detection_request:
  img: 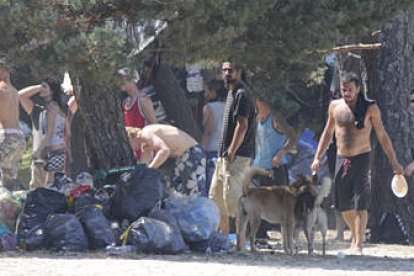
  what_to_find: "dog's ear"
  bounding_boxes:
[291,174,307,189]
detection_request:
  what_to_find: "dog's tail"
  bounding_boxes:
[314,176,332,207]
[241,167,271,195]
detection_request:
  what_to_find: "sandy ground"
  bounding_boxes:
[0,230,413,276]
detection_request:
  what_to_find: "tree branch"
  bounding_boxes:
[286,87,321,108]
[322,43,382,53]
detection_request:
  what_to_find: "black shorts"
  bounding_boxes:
[334,152,371,212]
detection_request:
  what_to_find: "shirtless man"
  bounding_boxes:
[126,124,206,196]
[311,72,404,254]
[0,61,26,187]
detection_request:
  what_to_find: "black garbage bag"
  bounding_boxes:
[164,194,220,242]
[94,188,111,217]
[128,217,183,254]
[148,209,188,253]
[188,231,233,253]
[69,191,110,217]
[77,205,116,249]
[24,224,46,251]
[110,167,166,221]
[68,193,96,214]
[44,213,88,251]
[17,188,67,239]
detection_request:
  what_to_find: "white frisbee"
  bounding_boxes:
[391,174,408,198]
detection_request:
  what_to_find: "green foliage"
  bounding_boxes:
[0,0,413,102]
[1,1,133,85]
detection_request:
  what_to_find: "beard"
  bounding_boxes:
[224,76,236,89]
[343,95,357,105]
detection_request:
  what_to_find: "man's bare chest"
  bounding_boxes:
[334,106,355,127]
[0,91,18,106]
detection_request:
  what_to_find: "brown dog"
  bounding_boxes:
[236,167,311,254]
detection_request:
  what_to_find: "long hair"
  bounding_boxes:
[206,79,227,102]
[43,77,66,112]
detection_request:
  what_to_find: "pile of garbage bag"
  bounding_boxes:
[0,167,230,255]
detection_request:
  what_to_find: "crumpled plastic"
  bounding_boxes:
[164,194,220,242]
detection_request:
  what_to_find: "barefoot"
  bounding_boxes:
[355,244,364,255]
[344,247,363,256]
[349,239,356,250]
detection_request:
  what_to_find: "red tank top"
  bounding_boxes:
[123,96,146,129]
[123,97,146,160]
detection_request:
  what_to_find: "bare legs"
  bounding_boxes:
[45,171,54,186]
[355,210,368,253]
[341,211,356,249]
[335,210,346,241]
[341,210,367,254]
[220,214,230,234]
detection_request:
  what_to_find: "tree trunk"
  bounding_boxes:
[154,64,202,141]
[370,10,414,243]
[76,80,135,172]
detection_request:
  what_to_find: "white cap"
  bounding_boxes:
[118,67,140,83]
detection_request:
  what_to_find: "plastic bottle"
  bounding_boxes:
[228,233,237,245]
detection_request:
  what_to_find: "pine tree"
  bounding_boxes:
[0,0,412,173]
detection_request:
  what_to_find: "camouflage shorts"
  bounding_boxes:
[173,144,206,196]
[0,131,26,185]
